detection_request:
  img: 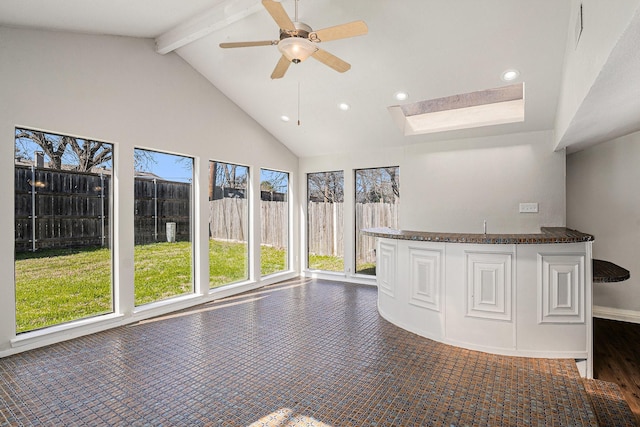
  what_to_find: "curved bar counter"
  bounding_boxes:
[362,227,595,377]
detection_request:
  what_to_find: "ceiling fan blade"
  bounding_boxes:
[271,55,291,79]
[311,20,368,43]
[219,40,277,48]
[262,0,296,32]
[311,49,351,73]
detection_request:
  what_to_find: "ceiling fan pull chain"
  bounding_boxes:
[298,82,301,126]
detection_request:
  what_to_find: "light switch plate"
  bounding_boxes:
[519,202,539,213]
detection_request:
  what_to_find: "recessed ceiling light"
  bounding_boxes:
[501,69,519,81]
[338,103,350,111]
[280,115,290,122]
[395,91,409,101]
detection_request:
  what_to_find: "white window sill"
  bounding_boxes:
[11,312,125,349]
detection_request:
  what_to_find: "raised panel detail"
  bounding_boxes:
[409,247,442,311]
[538,254,584,324]
[466,251,513,321]
[377,241,396,297]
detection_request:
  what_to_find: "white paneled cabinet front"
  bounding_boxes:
[516,244,590,358]
[377,240,397,297]
[408,246,443,312]
[378,240,446,342]
[538,253,585,324]
[466,250,513,321]
[445,244,516,352]
[376,238,592,376]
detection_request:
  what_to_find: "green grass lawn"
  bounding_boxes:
[209,240,249,287]
[15,247,113,333]
[133,242,193,306]
[308,254,344,272]
[355,263,376,275]
[14,241,351,333]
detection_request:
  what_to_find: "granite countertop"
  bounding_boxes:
[361,226,594,245]
[593,259,630,283]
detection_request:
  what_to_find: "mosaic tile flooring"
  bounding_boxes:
[0,278,619,426]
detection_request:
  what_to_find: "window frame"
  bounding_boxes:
[306,170,345,273]
[208,160,251,288]
[132,147,195,307]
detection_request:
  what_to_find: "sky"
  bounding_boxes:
[136,149,192,183]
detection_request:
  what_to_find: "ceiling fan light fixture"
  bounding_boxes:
[278,37,318,63]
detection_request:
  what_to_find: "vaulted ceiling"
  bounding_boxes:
[2,1,635,158]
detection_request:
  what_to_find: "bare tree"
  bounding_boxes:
[355,166,400,203]
[15,129,69,170]
[308,171,344,203]
[64,136,112,171]
[15,129,164,174]
[15,129,114,172]
[215,163,245,189]
[384,167,400,200]
[261,170,288,193]
[210,162,247,200]
[260,180,276,192]
[133,150,156,173]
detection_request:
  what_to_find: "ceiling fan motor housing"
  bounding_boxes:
[280,21,313,39]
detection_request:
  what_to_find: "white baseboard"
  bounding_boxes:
[593,305,640,324]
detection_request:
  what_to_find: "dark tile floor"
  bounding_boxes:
[0,278,606,426]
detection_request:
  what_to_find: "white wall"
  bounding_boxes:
[402,131,565,234]
[0,26,298,354]
[567,131,640,319]
[555,0,640,148]
[299,130,567,281]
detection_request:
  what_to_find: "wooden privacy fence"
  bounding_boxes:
[260,201,287,248]
[207,199,287,249]
[15,166,191,251]
[15,166,398,260]
[356,201,399,263]
[210,200,398,261]
[308,202,344,257]
[15,166,111,252]
[133,178,191,245]
[308,201,398,263]
[208,198,248,242]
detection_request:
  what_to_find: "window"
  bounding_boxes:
[14,128,114,332]
[260,169,289,276]
[354,166,400,275]
[307,171,344,272]
[133,149,193,306]
[209,161,249,287]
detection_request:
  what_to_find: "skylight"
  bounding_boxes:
[388,83,525,136]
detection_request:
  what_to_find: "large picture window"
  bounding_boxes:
[260,169,289,276]
[209,161,249,287]
[355,166,399,276]
[14,128,114,333]
[133,149,193,306]
[307,171,344,272]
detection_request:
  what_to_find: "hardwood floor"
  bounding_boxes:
[594,317,640,424]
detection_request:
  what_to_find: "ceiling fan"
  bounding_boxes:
[219,0,368,79]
